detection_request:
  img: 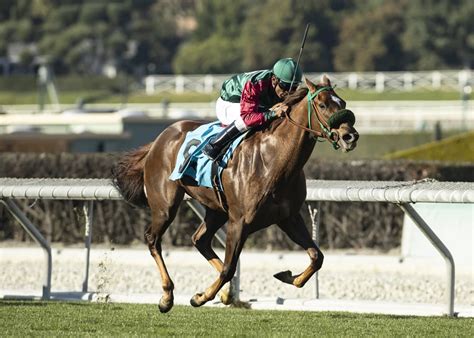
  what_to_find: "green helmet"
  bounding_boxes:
[272,58,303,85]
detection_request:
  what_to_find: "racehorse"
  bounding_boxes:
[113,75,359,313]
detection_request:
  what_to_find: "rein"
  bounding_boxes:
[284,86,355,150]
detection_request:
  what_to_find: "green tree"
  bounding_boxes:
[333,0,407,71]
[1,0,472,76]
[19,49,35,69]
[34,0,182,75]
[240,0,348,72]
[106,2,130,26]
[15,19,34,41]
[172,0,251,74]
[0,1,17,21]
[78,3,107,24]
[42,5,80,34]
[402,0,474,69]
[173,35,242,74]
[0,21,16,45]
[127,3,181,74]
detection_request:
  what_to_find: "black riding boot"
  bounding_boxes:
[202,122,242,160]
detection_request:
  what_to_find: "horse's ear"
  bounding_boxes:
[321,74,331,87]
[304,77,316,92]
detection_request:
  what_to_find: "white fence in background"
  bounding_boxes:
[1,100,472,134]
[144,70,472,94]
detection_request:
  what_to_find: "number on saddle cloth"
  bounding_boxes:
[178,139,201,173]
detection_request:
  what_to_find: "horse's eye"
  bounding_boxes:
[318,103,326,109]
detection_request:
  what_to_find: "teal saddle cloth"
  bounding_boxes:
[169,121,247,190]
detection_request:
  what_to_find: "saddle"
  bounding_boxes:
[169,121,248,192]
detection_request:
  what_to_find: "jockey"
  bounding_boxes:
[202,58,303,160]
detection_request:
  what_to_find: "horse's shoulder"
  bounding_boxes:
[226,120,284,170]
[242,118,286,147]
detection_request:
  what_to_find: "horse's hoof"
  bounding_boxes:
[158,296,173,313]
[219,283,234,305]
[273,270,295,285]
[190,293,205,307]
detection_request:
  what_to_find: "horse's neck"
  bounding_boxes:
[282,122,315,169]
[229,98,316,192]
[268,100,317,179]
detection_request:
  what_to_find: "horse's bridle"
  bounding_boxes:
[284,86,355,150]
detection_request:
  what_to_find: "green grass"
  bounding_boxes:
[384,131,474,162]
[0,301,472,336]
[309,131,463,160]
[0,88,464,105]
[0,91,218,105]
[331,88,462,101]
[103,88,464,103]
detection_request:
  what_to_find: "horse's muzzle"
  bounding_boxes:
[335,126,359,152]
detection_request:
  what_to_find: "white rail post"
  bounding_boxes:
[432,71,442,89]
[0,199,52,300]
[176,75,185,93]
[375,73,385,92]
[348,73,358,89]
[204,75,214,93]
[82,201,94,293]
[398,203,455,317]
[403,72,413,90]
[145,76,156,95]
[308,202,321,299]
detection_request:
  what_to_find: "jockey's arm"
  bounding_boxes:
[240,80,276,127]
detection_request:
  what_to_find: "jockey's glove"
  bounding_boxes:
[264,110,278,121]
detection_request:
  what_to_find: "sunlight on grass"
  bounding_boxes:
[384,132,474,162]
[0,301,471,336]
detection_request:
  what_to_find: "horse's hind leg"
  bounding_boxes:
[190,220,247,307]
[145,183,184,313]
[191,209,228,273]
[274,212,324,288]
[192,209,236,304]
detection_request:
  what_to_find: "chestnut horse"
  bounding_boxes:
[113,76,358,313]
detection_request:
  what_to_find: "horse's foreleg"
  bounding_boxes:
[190,222,246,307]
[274,213,324,288]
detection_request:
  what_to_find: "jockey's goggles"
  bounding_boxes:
[278,80,299,92]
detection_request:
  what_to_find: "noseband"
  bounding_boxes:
[285,86,355,150]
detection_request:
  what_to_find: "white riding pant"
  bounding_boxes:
[215,97,248,132]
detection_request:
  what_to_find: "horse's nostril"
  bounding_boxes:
[342,134,354,143]
[342,133,358,143]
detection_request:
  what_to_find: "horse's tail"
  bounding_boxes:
[112,143,152,208]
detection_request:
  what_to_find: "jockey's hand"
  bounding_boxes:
[272,103,289,117]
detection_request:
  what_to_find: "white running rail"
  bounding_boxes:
[1,178,473,316]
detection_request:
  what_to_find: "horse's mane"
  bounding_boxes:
[268,88,309,131]
[283,87,309,107]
